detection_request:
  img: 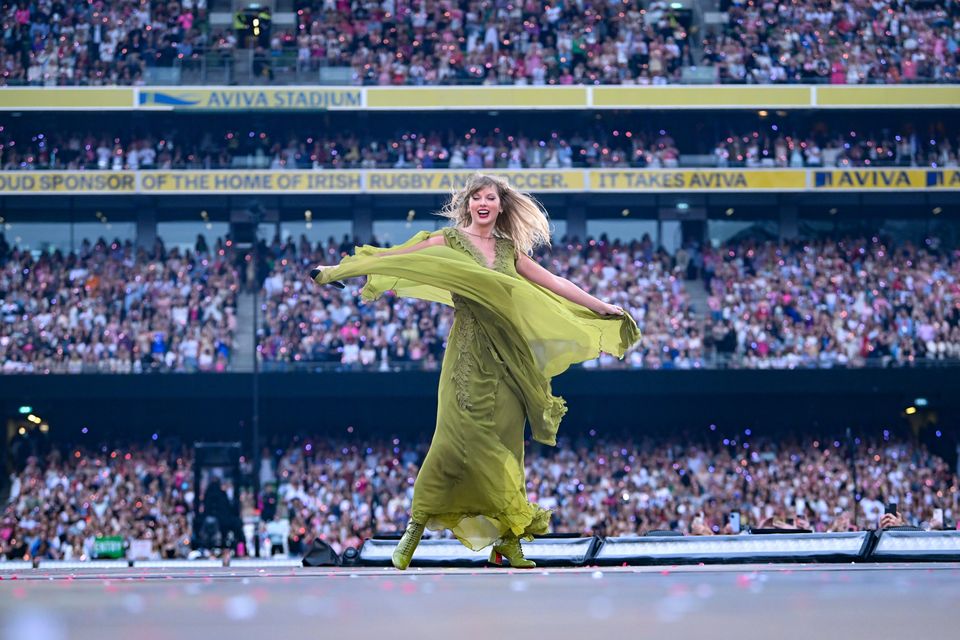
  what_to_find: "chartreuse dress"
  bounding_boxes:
[315,227,640,551]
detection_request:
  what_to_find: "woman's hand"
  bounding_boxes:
[594,301,624,316]
[309,265,345,289]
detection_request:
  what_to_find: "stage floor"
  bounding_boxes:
[2,563,959,639]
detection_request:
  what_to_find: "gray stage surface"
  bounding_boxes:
[2,563,959,639]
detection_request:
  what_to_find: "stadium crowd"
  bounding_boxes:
[292,0,692,85]
[0,234,238,373]
[3,230,959,373]
[3,122,958,170]
[707,0,960,84]
[4,0,958,87]
[3,432,956,561]
[258,231,960,371]
[702,236,960,368]
[0,0,212,86]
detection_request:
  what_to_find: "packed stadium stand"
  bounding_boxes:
[2,114,959,169]
[4,431,957,560]
[3,0,958,86]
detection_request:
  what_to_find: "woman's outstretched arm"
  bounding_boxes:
[312,233,446,284]
[516,253,623,316]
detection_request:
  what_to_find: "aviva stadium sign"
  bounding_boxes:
[138,88,363,109]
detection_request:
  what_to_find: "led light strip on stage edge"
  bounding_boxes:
[132,559,223,569]
[37,559,132,570]
[595,532,871,565]
[230,558,304,569]
[872,530,960,561]
[359,537,599,567]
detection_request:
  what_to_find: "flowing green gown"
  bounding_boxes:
[316,227,640,550]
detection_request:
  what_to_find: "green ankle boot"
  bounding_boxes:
[391,520,425,570]
[489,534,536,569]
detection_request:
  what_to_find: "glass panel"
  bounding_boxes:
[157,222,231,253]
[586,220,658,243]
[0,222,135,253]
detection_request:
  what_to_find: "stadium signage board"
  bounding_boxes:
[137,171,364,193]
[813,169,929,189]
[364,170,584,191]
[2,86,959,111]
[590,170,806,191]
[1,170,958,195]
[0,173,136,192]
[138,88,363,110]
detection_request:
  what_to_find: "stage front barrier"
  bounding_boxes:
[7,531,960,571]
[592,532,874,565]
[132,559,223,569]
[358,536,600,567]
[872,530,960,562]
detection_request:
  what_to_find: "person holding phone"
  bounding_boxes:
[311,174,640,569]
[880,501,905,528]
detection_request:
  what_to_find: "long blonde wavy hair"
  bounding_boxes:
[436,174,552,255]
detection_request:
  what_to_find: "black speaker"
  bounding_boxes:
[340,546,360,567]
[302,538,341,567]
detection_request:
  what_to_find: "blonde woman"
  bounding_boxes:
[311,174,639,569]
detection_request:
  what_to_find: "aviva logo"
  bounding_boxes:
[927,170,960,188]
[814,169,922,189]
[139,91,202,107]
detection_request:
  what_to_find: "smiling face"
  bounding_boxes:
[466,185,502,234]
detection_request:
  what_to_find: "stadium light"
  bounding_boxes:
[27,414,42,424]
[914,398,928,407]
[905,406,917,415]
[595,532,871,565]
[18,405,32,414]
[872,530,960,561]
[358,537,598,567]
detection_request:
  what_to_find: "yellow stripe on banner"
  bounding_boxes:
[817,86,960,108]
[593,87,811,108]
[0,88,134,109]
[366,87,587,109]
[590,170,807,191]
